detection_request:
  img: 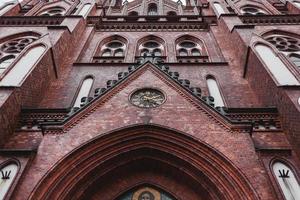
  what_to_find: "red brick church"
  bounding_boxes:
[0,0,300,199]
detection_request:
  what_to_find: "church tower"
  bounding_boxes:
[0,0,300,199]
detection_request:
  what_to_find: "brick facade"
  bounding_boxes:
[0,0,300,199]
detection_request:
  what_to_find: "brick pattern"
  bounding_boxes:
[0,0,299,199]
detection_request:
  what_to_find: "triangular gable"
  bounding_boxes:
[42,58,251,133]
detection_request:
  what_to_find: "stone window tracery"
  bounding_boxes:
[176,41,202,57]
[265,34,300,69]
[0,36,38,76]
[101,41,125,57]
[148,3,158,15]
[139,41,164,57]
[38,6,66,16]
[240,6,267,15]
[272,161,300,200]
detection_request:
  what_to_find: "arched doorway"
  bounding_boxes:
[29,124,259,200]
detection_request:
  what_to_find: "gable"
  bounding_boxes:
[41,60,249,136]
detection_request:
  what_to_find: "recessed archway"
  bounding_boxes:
[29,124,259,200]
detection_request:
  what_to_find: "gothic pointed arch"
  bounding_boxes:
[0,32,42,81]
[29,124,259,200]
[94,35,128,62]
[262,30,300,69]
[175,35,208,62]
[270,158,300,200]
[31,0,72,16]
[136,35,165,58]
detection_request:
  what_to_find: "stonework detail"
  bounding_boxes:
[0,0,300,200]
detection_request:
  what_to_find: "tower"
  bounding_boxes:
[0,0,300,199]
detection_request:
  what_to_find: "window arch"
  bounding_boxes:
[213,2,225,16]
[137,36,165,57]
[0,1,15,16]
[175,35,208,62]
[0,45,47,86]
[148,3,158,15]
[240,6,268,15]
[38,6,66,16]
[99,39,126,57]
[73,76,94,108]
[0,33,41,83]
[272,161,300,200]
[206,76,225,107]
[254,44,299,85]
[78,3,92,18]
[0,162,19,200]
[293,1,300,8]
[264,34,300,69]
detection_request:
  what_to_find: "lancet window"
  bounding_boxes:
[73,76,94,108]
[206,76,225,107]
[0,35,38,76]
[272,161,300,200]
[254,44,299,85]
[0,162,19,200]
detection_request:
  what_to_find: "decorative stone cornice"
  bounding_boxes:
[0,16,64,26]
[240,14,300,25]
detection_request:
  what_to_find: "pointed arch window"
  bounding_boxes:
[293,1,300,8]
[101,41,125,57]
[148,3,158,15]
[272,161,300,200]
[139,41,164,56]
[0,45,46,86]
[0,35,40,84]
[0,1,15,16]
[255,44,299,85]
[265,34,300,69]
[73,77,94,108]
[206,77,225,107]
[213,2,225,16]
[0,162,19,200]
[176,41,202,57]
[78,3,92,18]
